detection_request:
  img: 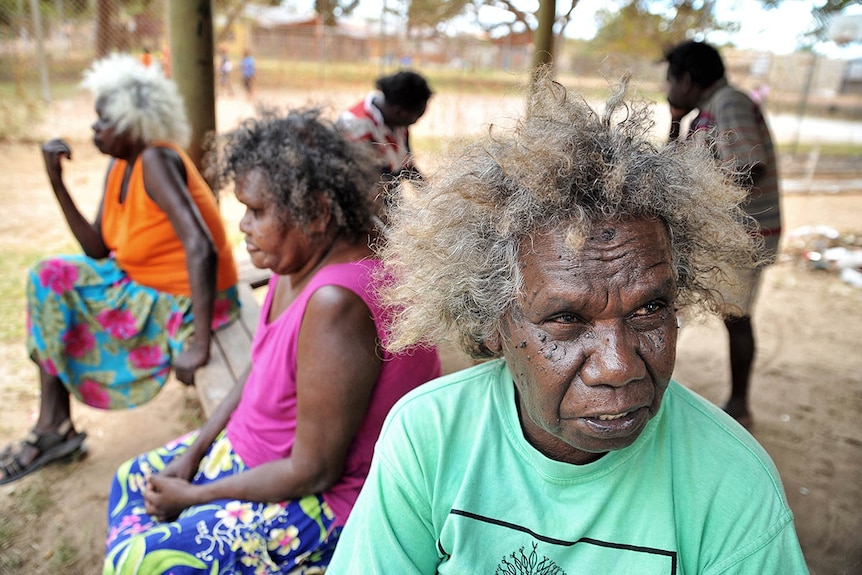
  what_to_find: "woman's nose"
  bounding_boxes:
[579,323,645,388]
[238,210,252,234]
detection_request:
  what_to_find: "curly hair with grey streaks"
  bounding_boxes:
[80,53,190,147]
[379,70,761,359]
[213,108,379,240]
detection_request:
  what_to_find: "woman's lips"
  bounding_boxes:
[581,406,648,437]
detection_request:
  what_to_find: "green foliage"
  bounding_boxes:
[592,0,740,58]
[407,0,472,32]
[315,0,361,26]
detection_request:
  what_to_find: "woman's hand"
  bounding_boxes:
[159,449,201,483]
[41,139,72,183]
[144,474,199,522]
[173,337,210,385]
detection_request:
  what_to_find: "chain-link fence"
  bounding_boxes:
[1,0,168,139]
[1,0,166,95]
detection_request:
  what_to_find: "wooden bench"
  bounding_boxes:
[194,250,268,417]
[194,282,260,416]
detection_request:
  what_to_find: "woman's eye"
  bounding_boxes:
[632,300,667,318]
[549,312,581,324]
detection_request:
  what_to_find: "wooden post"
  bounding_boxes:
[168,0,216,172]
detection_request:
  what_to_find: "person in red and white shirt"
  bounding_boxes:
[338,70,432,186]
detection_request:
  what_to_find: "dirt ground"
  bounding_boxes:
[1,91,861,574]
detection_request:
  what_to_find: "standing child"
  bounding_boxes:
[240,49,255,99]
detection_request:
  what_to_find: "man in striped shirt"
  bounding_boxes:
[664,40,782,429]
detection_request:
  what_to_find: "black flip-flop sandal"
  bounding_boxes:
[0,420,88,486]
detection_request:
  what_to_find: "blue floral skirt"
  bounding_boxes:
[104,431,339,574]
[26,254,240,409]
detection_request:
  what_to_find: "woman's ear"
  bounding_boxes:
[309,194,332,235]
[484,331,503,353]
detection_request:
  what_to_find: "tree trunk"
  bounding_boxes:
[533,0,556,72]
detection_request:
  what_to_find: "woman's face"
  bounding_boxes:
[91,97,135,159]
[498,218,678,465]
[235,168,314,275]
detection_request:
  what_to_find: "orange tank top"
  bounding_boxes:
[100,143,238,296]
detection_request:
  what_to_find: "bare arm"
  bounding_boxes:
[668,105,692,142]
[158,366,250,482]
[145,284,382,518]
[141,146,217,385]
[41,139,110,258]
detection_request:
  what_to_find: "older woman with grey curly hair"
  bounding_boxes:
[328,74,807,573]
[103,108,440,574]
[0,54,240,485]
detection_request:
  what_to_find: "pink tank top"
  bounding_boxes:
[225,259,440,525]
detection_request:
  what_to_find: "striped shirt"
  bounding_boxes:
[689,78,782,257]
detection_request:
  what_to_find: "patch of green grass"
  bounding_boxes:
[0,96,44,143]
[0,479,55,572]
[0,477,85,574]
[254,58,534,97]
[47,536,83,572]
[0,251,43,344]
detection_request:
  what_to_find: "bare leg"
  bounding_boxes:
[35,365,73,433]
[723,315,755,428]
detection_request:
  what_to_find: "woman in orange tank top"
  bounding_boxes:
[0,54,240,485]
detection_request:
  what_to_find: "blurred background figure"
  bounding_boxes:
[664,40,782,429]
[218,46,233,96]
[337,70,432,217]
[240,49,255,99]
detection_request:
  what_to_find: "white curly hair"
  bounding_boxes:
[80,53,191,147]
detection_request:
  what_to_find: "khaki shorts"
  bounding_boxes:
[721,266,764,318]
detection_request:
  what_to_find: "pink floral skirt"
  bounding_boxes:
[26,254,240,410]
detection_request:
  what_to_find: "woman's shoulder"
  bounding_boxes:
[662,382,786,488]
[310,258,379,290]
[384,360,504,431]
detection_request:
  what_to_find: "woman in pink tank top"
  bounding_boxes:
[105,108,441,574]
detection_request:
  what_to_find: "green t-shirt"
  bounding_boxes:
[329,360,808,574]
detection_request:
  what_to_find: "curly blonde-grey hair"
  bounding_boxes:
[80,53,190,147]
[379,72,760,359]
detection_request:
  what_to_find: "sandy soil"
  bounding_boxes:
[0,92,861,574]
